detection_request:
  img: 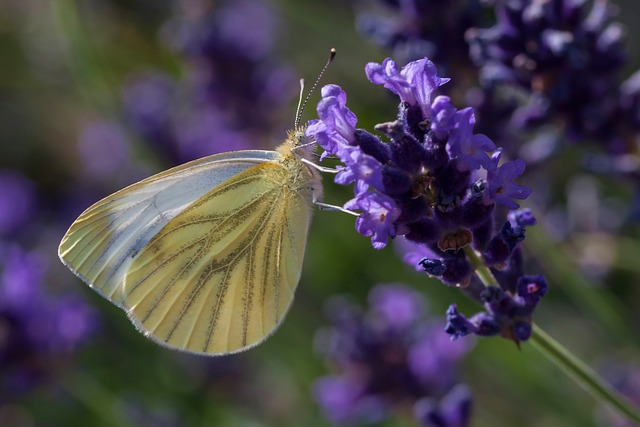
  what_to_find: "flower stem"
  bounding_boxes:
[464,246,500,287]
[530,324,640,424]
[465,246,640,423]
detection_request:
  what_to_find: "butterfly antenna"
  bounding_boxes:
[294,48,337,130]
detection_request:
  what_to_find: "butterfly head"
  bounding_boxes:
[291,126,308,147]
[279,125,314,159]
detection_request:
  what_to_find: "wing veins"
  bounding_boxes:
[67,164,267,285]
[241,244,254,347]
[201,189,285,352]
[69,199,163,282]
[164,257,217,343]
[134,185,285,353]
[202,261,234,352]
[125,189,273,297]
[140,235,211,323]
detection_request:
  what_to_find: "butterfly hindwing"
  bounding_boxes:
[122,160,315,355]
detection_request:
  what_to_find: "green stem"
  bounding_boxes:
[464,246,499,287]
[530,324,640,423]
[466,246,640,423]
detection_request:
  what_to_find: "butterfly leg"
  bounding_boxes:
[314,201,359,216]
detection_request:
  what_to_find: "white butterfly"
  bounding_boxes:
[59,130,322,355]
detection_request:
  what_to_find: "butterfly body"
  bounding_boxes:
[59,130,321,355]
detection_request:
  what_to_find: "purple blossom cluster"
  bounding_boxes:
[466,0,639,152]
[307,57,546,342]
[356,0,489,68]
[314,284,472,427]
[122,0,296,164]
[0,171,98,401]
[355,0,640,179]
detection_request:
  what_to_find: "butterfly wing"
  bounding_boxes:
[58,150,281,306]
[122,160,315,355]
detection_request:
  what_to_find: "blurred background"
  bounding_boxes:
[2,0,640,426]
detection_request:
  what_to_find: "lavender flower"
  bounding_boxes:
[313,284,471,426]
[466,0,628,147]
[0,171,36,237]
[415,384,473,427]
[356,0,490,68]
[344,192,403,250]
[307,57,545,342]
[0,169,100,401]
[0,243,99,399]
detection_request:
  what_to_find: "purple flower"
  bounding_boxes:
[445,107,496,172]
[395,237,439,272]
[307,84,357,160]
[313,376,387,425]
[308,55,545,343]
[508,208,537,227]
[52,296,100,352]
[334,146,384,195]
[445,274,547,342]
[467,0,629,149]
[309,56,532,255]
[415,384,473,427]
[408,323,472,391]
[355,0,489,67]
[516,275,548,307]
[482,221,526,266]
[345,192,402,250]
[0,171,36,236]
[368,284,425,330]
[366,57,449,118]
[0,244,99,397]
[444,305,478,340]
[0,245,47,308]
[314,284,472,426]
[485,151,532,209]
[430,96,458,140]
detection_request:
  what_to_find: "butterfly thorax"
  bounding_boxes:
[275,128,323,204]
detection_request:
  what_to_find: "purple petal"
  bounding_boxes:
[366,57,449,118]
[345,192,402,249]
[486,158,532,209]
[368,284,425,330]
[394,237,439,272]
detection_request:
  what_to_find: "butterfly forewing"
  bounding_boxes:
[58,150,282,306]
[123,160,316,354]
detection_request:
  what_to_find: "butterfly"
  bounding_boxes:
[58,128,322,355]
[58,50,336,356]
